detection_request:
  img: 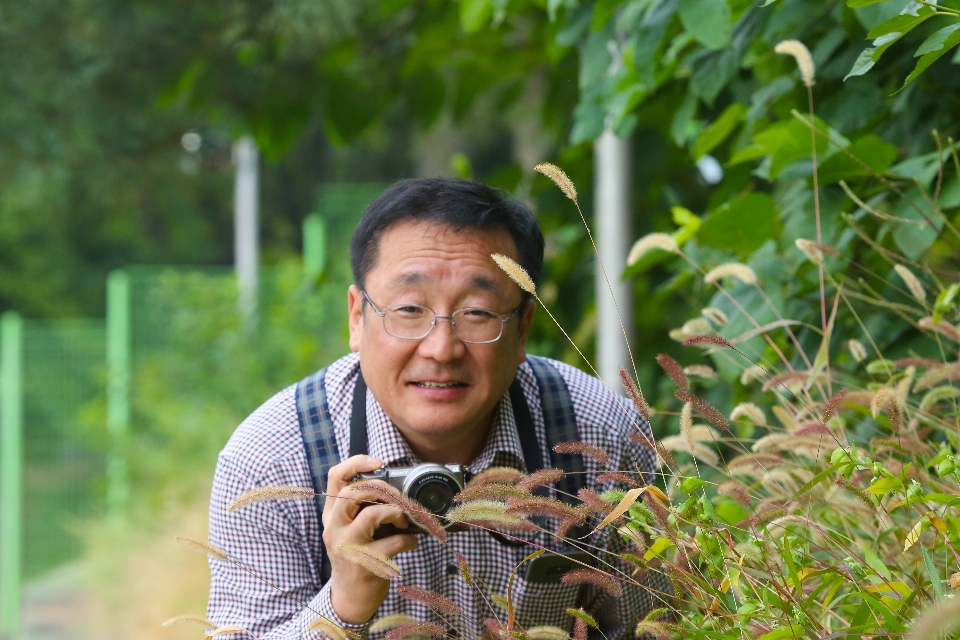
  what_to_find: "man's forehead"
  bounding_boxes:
[385,271,500,293]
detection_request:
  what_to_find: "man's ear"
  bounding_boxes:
[516,299,535,364]
[347,285,364,353]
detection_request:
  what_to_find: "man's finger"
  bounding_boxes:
[322,455,383,524]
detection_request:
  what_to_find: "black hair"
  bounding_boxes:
[349,178,544,302]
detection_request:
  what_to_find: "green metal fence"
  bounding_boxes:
[0,182,383,635]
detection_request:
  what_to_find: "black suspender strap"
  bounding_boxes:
[349,371,368,457]
[509,378,548,476]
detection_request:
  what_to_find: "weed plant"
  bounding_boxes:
[168,41,960,640]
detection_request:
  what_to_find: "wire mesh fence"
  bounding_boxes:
[0,182,385,634]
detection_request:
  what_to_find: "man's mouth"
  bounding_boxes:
[414,381,468,388]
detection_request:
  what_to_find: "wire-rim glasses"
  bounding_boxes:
[362,291,520,344]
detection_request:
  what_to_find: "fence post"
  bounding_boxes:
[303,213,327,286]
[0,312,23,636]
[234,136,260,321]
[106,270,131,521]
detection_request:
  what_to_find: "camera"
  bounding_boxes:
[353,463,466,538]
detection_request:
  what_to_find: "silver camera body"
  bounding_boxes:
[355,463,466,536]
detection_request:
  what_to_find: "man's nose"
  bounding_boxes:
[416,315,465,361]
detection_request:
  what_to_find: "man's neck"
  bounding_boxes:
[396,413,495,466]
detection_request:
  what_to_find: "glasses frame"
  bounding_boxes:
[361,291,521,344]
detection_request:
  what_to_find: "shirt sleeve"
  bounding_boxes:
[206,455,371,639]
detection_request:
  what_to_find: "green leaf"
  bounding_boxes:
[693,103,746,160]
[460,0,493,34]
[592,0,623,31]
[680,477,707,493]
[698,193,781,254]
[644,536,674,561]
[896,25,960,93]
[916,23,960,57]
[866,476,903,495]
[817,134,898,184]
[752,118,830,178]
[758,625,807,640]
[845,47,877,80]
[920,545,944,600]
[678,0,731,50]
[867,11,934,40]
[847,0,886,6]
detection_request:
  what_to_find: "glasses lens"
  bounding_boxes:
[383,305,434,339]
[452,309,502,343]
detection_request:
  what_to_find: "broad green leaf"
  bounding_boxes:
[758,625,807,640]
[817,134,897,183]
[678,0,731,50]
[847,0,886,6]
[644,536,674,561]
[896,26,960,92]
[866,476,903,495]
[698,193,780,255]
[680,476,707,493]
[867,10,934,40]
[916,23,960,56]
[690,49,738,104]
[460,0,493,34]
[693,103,746,160]
[752,118,830,178]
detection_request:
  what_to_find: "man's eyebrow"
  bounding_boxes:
[469,275,500,293]
[386,272,426,289]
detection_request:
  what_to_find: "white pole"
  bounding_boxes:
[594,129,633,386]
[234,136,259,319]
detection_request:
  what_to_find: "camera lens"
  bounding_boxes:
[411,479,456,515]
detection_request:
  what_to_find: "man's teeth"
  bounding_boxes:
[417,382,463,388]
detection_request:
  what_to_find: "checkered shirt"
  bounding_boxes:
[207,353,666,639]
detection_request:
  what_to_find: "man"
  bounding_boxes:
[207,178,665,638]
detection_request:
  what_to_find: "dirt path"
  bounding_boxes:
[20,564,99,640]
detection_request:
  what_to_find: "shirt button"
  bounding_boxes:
[446,564,458,576]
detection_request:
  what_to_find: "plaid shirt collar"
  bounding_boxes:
[362,377,526,476]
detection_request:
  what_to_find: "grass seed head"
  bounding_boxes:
[397,584,461,616]
[517,468,564,491]
[627,233,679,265]
[468,466,524,487]
[774,39,815,86]
[226,485,315,512]
[308,617,349,640]
[894,264,926,302]
[553,441,612,466]
[368,615,417,634]
[384,622,447,640]
[491,253,536,295]
[336,543,401,579]
[704,263,757,285]
[161,615,217,629]
[534,162,578,203]
[174,536,228,561]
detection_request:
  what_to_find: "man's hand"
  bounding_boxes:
[322,455,418,624]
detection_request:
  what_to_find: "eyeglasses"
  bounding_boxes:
[362,291,520,344]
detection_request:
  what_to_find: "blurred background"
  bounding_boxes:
[0,0,957,638]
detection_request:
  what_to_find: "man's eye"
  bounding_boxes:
[393,306,427,317]
[461,309,498,320]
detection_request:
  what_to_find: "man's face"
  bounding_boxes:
[347,220,533,452]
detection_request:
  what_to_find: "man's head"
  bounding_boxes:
[347,179,544,462]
